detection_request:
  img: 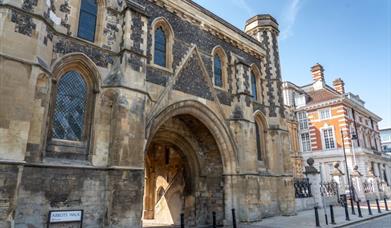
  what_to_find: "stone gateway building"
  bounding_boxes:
[0,0,294,227]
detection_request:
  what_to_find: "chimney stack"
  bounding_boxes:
[333,78,345,94]
[311,63,325,82]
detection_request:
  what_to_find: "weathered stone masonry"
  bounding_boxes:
[0,0,294,227]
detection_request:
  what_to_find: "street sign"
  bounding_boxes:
[48,210,83,224]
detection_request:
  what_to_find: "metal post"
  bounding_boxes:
[367,200,372,215]
[376,199,381,213]
[350,198,356,215]
[344,197,350,221]
[212,211,216,228]
[314,207,320,227]
[180,213,184,228]
[356,201,363,218]
[341,130,355,215]
[330,205,336,225]
[232,209,237,228]
[384,198,389,211]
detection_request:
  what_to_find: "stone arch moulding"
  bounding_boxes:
[151,16,175,70]
[145,100,240,222]
[51,52,102,93]
[146,100,238,175]
[211,45,229,90]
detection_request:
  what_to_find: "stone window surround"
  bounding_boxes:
[45,54,100,161]
[250,64,262,102]
[320,125,337,150]
[211,46,228,91]
[254,112,268,167]
[150,17,174,72]
[74,0,106,44]
[300,132,311,152]
[319,108,332,120]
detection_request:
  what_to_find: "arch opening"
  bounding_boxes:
[143,114,226,227]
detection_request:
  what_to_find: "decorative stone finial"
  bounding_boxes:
[331,162,344,176]
[304,158,319,174]
[351,165,362,177]
[307,158,314,166]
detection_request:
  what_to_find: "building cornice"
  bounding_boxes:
[294,94,382,122]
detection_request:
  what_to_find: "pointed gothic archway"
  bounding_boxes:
[143,100,238,227]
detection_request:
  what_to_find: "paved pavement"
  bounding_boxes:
[143,201,391,227]
[242,203,391,228]
[345,214,391,228]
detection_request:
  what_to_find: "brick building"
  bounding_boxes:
[283,64,391,188]
[0,0,295,227]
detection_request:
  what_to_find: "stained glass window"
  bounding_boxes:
[214,55,223,87]
[154,27,166,67]
[52,71,87,141]
[251,72,257,99]
[78,0,97,42]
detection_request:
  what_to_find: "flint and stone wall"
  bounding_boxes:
[0,0,295,227]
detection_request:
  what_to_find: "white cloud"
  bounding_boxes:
[280,0,302,40]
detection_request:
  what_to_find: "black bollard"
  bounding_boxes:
[344,198,350,221]
[350,198,356,215]
[325,213,328,225]
[314,207,320,227]
[356,201,363,218]
[180,213,184,228]
[367,200,372,215]
[232,209,237,228]
[330,205,336,225]
[384,198,389,211]
[376,199,381,213]
[212,211,216,228]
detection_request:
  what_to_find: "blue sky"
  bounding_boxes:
[193,0,391,129]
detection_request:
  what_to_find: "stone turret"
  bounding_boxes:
[245,14,282,117]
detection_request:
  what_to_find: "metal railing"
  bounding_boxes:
[320,181,339,197]
[294,178,312,198]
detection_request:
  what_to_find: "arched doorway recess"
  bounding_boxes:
[143,101,238,227]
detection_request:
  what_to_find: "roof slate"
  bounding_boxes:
[306,89,340,106]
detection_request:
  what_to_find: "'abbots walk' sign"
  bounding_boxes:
[47,210,83,227]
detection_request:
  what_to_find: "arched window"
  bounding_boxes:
[214,55,223,87]
[255,122,262,160]
[212,46,228,89]
[251,71,257,99]
[154,27,166,67]
[151,18,174,69]
[78,0,97,42]
[250,64,262,101]
[52,71,87,141]
[46,54,99,160]
[255,113,268,163]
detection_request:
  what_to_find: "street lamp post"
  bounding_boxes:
[341,129,355,215]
